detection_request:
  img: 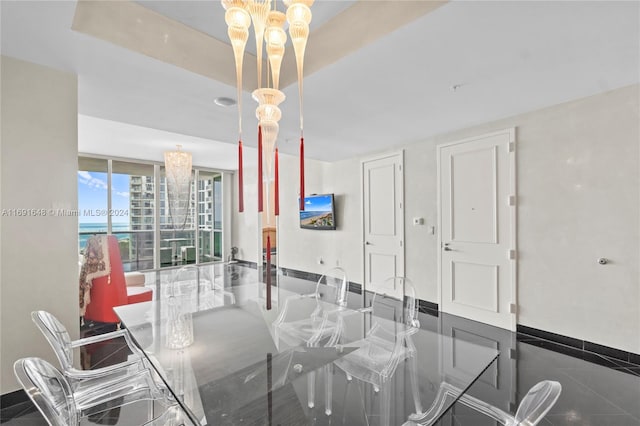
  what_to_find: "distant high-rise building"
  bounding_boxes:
[128,175,155,261]
[128,174,214,265]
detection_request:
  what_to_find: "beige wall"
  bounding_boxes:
[231,147,327,269]
[234,84,640,353]
[402,84,639,353]
[1,56,79,393]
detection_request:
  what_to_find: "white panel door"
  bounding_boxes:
[363,152,404,299]
[438,129,516,330]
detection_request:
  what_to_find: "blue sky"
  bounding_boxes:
[77,171,130,224]
[304,194,333,212]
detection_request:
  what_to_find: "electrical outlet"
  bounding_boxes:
[412,217,424,225]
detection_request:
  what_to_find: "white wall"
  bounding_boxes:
[276,155,330,274]
[1,56,79,393]
[231,148,325,269]
[232,147,262,264]
[233,84,639,353]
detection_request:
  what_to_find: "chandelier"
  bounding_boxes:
[222,0,313,215]
[164,145,192,230]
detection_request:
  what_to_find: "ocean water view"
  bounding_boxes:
[78,222,129,250]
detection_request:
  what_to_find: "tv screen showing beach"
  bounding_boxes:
[300,194,335,229]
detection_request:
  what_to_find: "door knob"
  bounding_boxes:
[365,241,372,245]
[443,247,452,251]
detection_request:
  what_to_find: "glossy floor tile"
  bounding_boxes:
[3,269,639,425]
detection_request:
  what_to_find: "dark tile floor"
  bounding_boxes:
[2,268,639,425]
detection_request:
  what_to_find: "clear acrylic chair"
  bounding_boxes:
[273,266,349,348]
[404,380,562,426]
[14,357,192,426]
[327,277,423,425]
[32,310,149,395]
[272,267,348,412]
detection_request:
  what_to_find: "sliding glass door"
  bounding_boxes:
[78,156,225,271]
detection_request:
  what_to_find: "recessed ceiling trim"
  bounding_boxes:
[72,0,258,89]
[279,0,449,87]
[72,0,447,92]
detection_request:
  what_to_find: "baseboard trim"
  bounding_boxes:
[235,260,439,315]
[418,299,439,317]
[517,324,640,366]
[0,389,29,408]
[0,389,37,421]
[233,259,258,269]
[236,261,639,366]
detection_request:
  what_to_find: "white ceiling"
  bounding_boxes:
[1,1,639,169]
[78,115,241,171]
[133,0,356,56]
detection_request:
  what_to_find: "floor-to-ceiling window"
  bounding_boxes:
[78,156,225,271]
[112,160,156,271]
[159,166,196,267]
[197,171,223,263]
[78,157,109,255]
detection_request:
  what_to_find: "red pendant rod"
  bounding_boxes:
[257,126,263,212]
[238,140,244,212]
[274,148,279,216]
[267,353,273,425]
[266,235,272,310]
[299,137,305,211]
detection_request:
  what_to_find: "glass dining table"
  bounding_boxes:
[115,281,498,426]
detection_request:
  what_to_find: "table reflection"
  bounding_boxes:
[115,266,499,426]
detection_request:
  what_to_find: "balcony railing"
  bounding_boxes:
[79,228,221,273]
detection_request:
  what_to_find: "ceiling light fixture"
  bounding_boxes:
[164,145,192,230]
[284,0,313,211]
[222,0,313,215]
[222,0,313,311]
[222,0,251,213]
[214,97,237,107]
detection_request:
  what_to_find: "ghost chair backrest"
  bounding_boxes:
[368,277,420,329]
[404,380,562,426]
[315,267,348,307]
[14,357,78,426]
[31,311,75,373]
[514,380,562,425]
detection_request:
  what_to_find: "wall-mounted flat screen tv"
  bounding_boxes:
[299,193,336,230]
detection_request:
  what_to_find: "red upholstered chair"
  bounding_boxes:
[83,236,153,324]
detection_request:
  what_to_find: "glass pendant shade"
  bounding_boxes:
[247,0,271,88]
[286,2,312,71]
[222,0,250,213]
[224,7,251,51]
[283,0,313,212]
[289,21,309,77]
[259,120,279,175]
[164,146,192,230]
[285,0,312,129]
[253,88,285,180]
[252,87,286,106]
[222,1,251,133]
[285,1,313,25]
[265,11,287,90]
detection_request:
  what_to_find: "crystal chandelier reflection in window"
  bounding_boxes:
[164,145,192,230]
